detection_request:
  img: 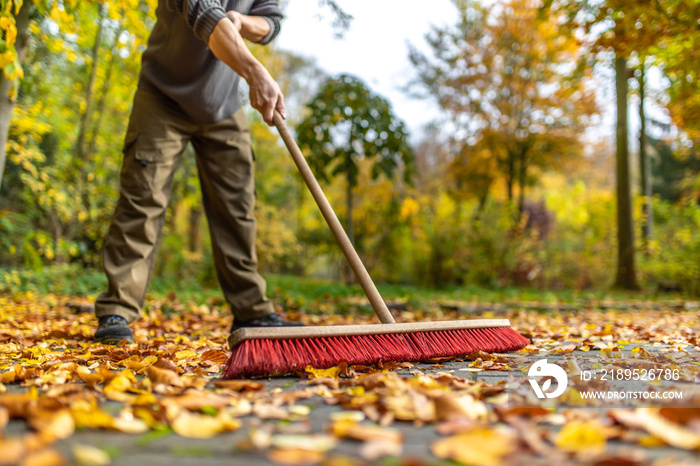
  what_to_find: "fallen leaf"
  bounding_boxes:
[431,428,516,466]
[271,434,338,452]
[331,420,402,444]
[211,380,264,392]
[145,366,184,388]
[359,439,402,461]
[28,409,75,441]
[200,350,229,364]
[19,448,65,466]
[169,409,241,438]
[0,406,8,429]
[305,366,341,379]
[555,420,607,455]
[267,448,324,465]
[433,393,488,421]
[71,445,111,466]
[618,408,700,450]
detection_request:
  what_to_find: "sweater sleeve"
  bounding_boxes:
[166,0,228,43]
[248,0,283,45]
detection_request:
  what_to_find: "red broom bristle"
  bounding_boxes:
[223,326,530,379]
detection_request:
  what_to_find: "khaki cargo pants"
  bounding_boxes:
[95,88,274,324]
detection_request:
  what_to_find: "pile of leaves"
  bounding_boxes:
[1,292,700,465]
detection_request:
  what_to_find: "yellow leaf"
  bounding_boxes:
[71,445,111,466]
[431,428,516,466]
[174,350,197,360]
[555,420,607,454]
[71,408,115,429]
[170,410,241,439]
[304,365,341,379]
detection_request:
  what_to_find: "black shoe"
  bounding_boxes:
[94,315,134,344]
[230,313,305,333]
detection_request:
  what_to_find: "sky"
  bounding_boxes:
[272,1,671,151]
[274,0,459,142]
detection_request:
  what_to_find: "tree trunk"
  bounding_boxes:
[62,3,107,259]
[86,24,124,159]
[614,55,639,290]
[188,205,203,253]
[638,64,652,254]
[76,3,106,168]
[506,150,515,204]
[0,0,32,192]
[343,171,355,285]
[517,145,528,216]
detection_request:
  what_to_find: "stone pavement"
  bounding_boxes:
[5,343,700,466]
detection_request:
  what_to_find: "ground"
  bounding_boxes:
[1,291,699,466]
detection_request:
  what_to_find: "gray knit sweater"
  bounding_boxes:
[138,0,283,123]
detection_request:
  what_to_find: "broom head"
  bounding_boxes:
[223,319,529,379]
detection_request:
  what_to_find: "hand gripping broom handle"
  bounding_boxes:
[273,111,396,324]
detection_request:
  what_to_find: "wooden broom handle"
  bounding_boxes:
[273,111,396,324]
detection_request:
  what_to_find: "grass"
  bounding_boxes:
[0,264,692,311]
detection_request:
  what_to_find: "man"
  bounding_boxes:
[93,0,302,344]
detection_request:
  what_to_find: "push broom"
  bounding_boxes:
[222,112,529,378]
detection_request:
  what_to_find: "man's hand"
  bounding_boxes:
[226,10,242,31]
[209,17,286,126]
[225,10,271,43]
[247,65,286,125]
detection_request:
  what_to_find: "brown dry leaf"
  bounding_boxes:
[75,366,105,386]
[433,393,488,422]
[467,351,494,361]
[0,392,37,417]
[431,427,516,466]
[495,406,550,420]
[201,350,229,364]
[622,408,700,450]
[152,358,182,374]
[211,379,264,392]
[122,355,157,372]
[145,366,184,388]
[359,439,402,461]
[19,448,65,466]
[436,418,477,435]
[331,420,402,444]
[267,448,325,465]
[162,391,232,412]
[555,420,607,455]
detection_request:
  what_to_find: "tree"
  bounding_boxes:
[408,0,596,214]
[296,74,413,283]
[0,0,32,191]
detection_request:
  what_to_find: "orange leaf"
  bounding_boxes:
[201,350,229,364]
[211,380,264,392]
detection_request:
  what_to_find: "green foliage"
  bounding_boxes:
[641,198,700,294]
[296,74,413,187]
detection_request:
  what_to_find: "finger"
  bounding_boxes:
[264,106,274,126]
[276,94,286,120]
